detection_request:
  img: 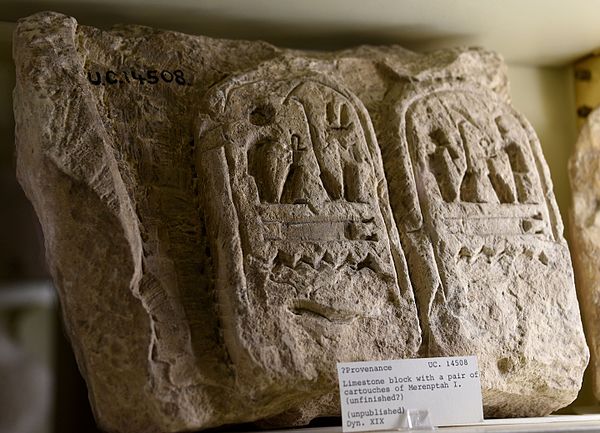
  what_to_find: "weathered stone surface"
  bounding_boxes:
[13,11,588,433]
[570,107,600,401]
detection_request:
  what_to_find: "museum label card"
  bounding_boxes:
[337,356,483,431]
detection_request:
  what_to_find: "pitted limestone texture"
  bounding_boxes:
[13,11,588,433]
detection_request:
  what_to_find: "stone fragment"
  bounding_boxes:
[570,106,600,401]
[13,11,588,433]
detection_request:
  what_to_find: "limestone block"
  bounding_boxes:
[13,11,588,433]
[570,107,600,400]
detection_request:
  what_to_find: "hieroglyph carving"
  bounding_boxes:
[424,97,539,206]
[383,83,585,416]
[196,74,420,392]
[13,12,588,433]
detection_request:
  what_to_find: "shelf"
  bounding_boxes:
[249,415,600,433]
[2,1,600,66]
